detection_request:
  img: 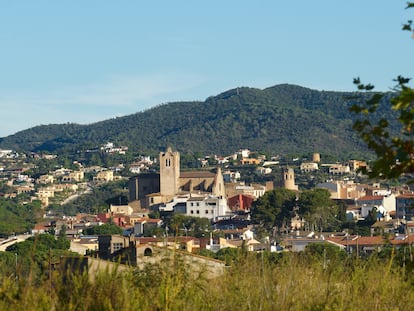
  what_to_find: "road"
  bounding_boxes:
[0,234,31,251]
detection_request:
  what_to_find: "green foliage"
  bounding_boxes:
[251,188,297,232]
[304,242,347,262]
[298,188,340,231]
[59,180,128,215]
[0,248,414,309]
[166,214,211,238]
[215,247,247,266]
[83,223,123,235]
[351,78,414,182]
[5,233,73,281]
[0,199,41,235]
[0,84,383,159]
[350,5,414,183]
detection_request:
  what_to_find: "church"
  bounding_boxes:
[129,147,227,217]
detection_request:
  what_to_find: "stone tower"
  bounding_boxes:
[212,167,226,198]
[282,167,298,191]
[312,153,321,163]
[160,147,180,197]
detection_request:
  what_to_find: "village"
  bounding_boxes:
[1,143,414,273]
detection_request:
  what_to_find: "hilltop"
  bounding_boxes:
[0,84,394,158]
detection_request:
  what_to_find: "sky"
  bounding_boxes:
[0,1,412,137]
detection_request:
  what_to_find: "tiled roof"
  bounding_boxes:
[357,195,383,201]
[325,235,384,246]
[180,171,215,178]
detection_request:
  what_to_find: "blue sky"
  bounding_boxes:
[0,1,412,137]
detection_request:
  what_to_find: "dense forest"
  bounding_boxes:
[0,84,396,159]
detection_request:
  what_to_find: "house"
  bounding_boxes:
[94,170,114,182]
[317,180,366,200]
[218,236,261,252]
[396,194,414,220]
[256,167,272,175]
[240,158,261,165]
[328,164,350,175]
[133,218,163,236]
[225,182,267,199]
[326,235,389,255]
[110,204,133,216]
[37,174,54,184]
[227,193,255,212]
[98,235,133,260]
[222,170,241,183]
[348,160,368,172]
[300,162,319,172]
[356,195,396,219]
[185,195,230,221]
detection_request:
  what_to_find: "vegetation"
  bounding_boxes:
[54,180,129,216]
[83,223,123,235]
[0,244,414,310]
[251,188,344,236]
[165,214,212,238]
[2,233,73,282]
[350,3,414,183]
[250,188,297,233]
[0,84,398,159]
[0,199,42,235]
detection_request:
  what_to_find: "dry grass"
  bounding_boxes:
[0,251,413,310]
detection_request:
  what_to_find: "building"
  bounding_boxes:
[110,204,133,216]
[316,181,366,200]
[282,167,298,191]
[396,194,414,220]
[185,195,229,221]
[129,147,226,210]
[94,170,114,182]
[328,164,350,175]
[133,218,163,236]
[348,160,368,172]
[356,195,396,219]
[128,173,160,208]
[300,162,318,172]
[227,194,255,212]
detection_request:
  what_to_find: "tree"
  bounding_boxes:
[83,223,123,235]
[251,188,297,233]
[350,3,414,183]
[297,188,338,232]
[167,214,211,238]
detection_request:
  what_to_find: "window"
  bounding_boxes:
[144,248,153,256]
[205,210,209,214]
[113,242,123,252]
[196,210,200,214]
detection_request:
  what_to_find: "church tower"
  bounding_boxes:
[282,167,298,191]
[212,167,226,198]
[160,147,180,197]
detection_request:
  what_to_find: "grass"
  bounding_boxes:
[0,250,413,310]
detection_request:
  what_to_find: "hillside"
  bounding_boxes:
[0,84,394,158]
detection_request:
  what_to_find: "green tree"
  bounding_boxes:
[297,188,338,232]
[167,214,211,238]
[83,223,123,235]
[251,188,297,233]
[350,3,414,182]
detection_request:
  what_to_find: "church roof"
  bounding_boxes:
[180,171,216,178]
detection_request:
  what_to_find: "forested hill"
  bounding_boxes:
[0,84,393,158]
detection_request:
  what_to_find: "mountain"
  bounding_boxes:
[0,84,394,158]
